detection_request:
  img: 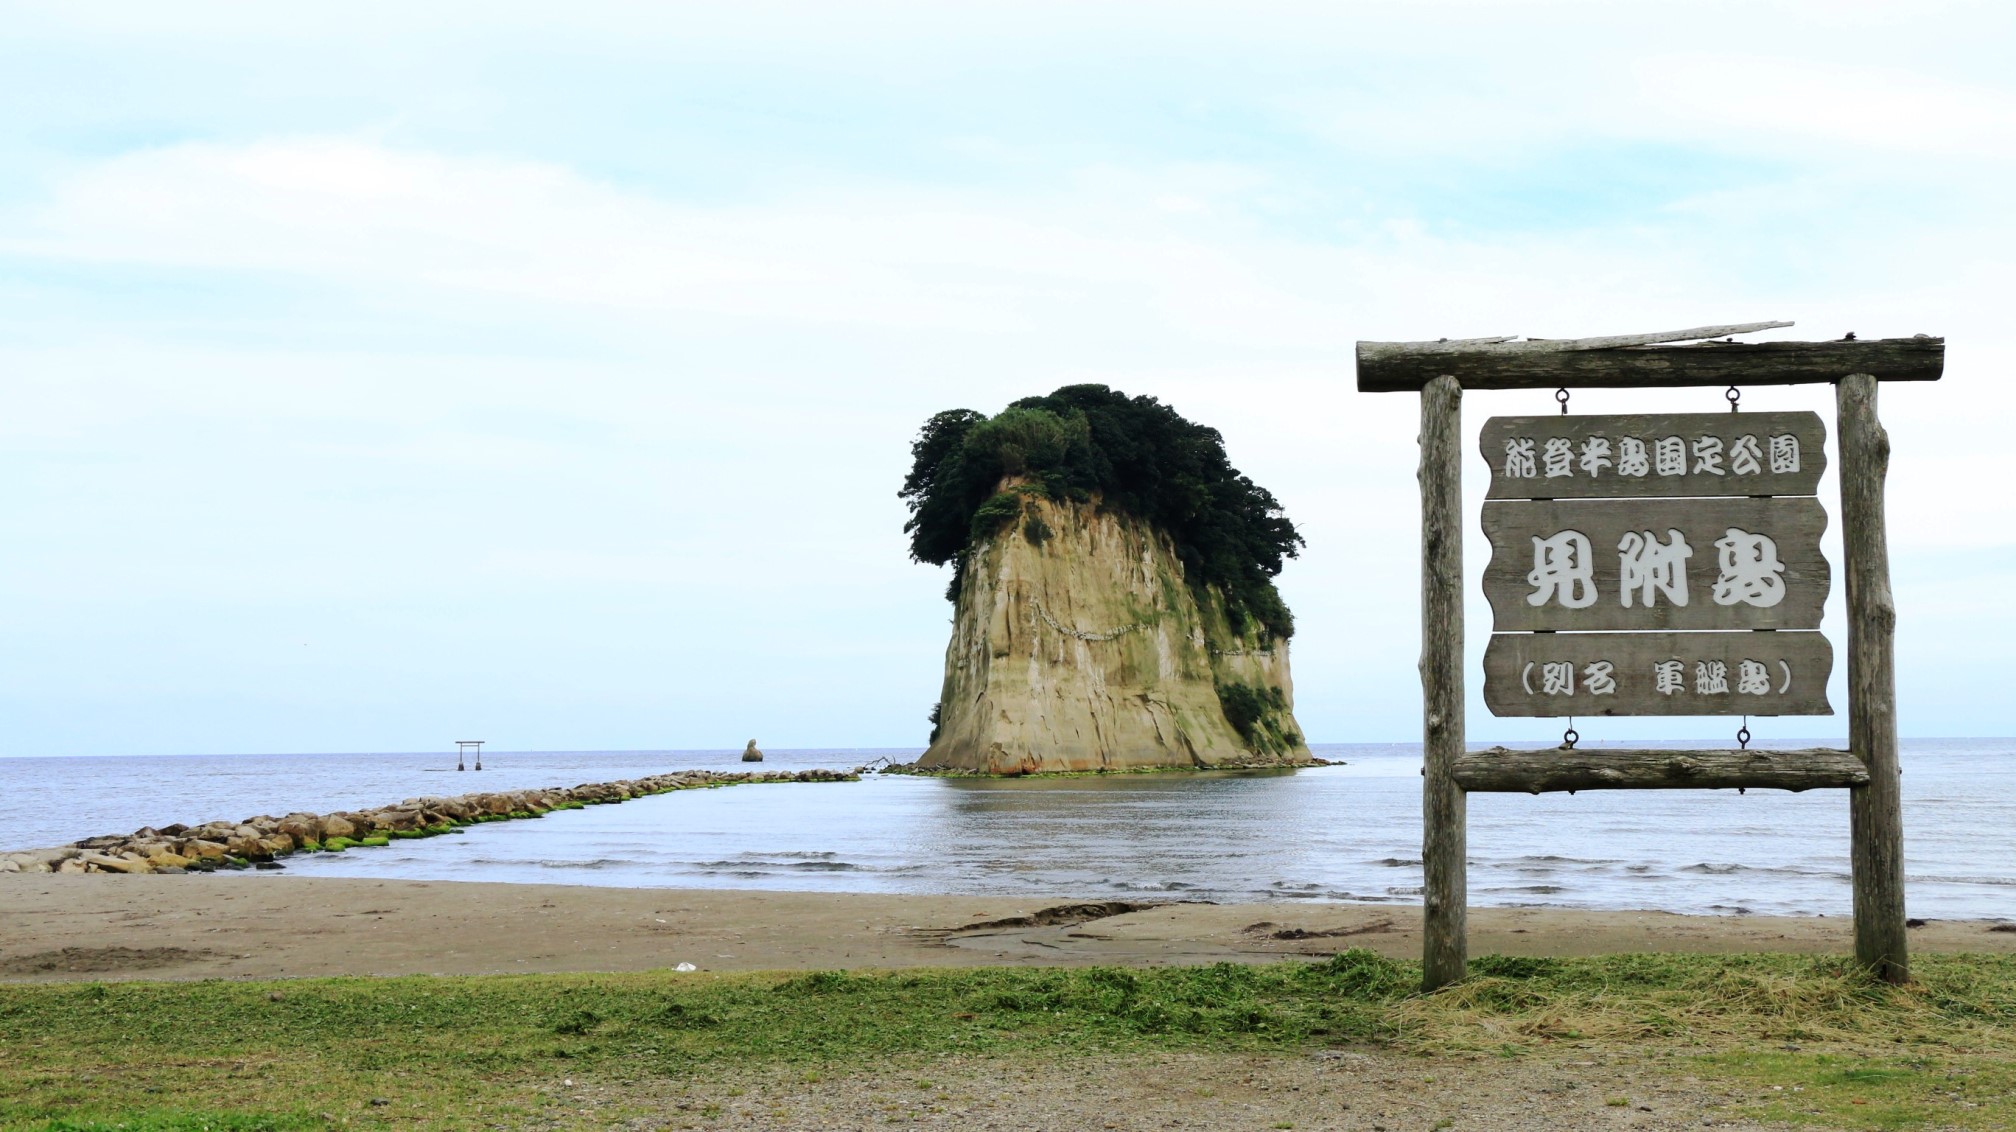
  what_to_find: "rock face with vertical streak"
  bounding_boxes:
[919,488,1309,774]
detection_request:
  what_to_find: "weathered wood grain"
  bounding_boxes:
[1482,497,1830,632]
[1840,374,1909,984]
[1482,631,1833,718]
[1356,335,1944,393]
[1480,412,1827,500]
[1452,746,1867,793]
[1419,375,1467,991]
[1365,321,1792,362]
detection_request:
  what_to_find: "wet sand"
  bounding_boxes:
[3,874,2013,982]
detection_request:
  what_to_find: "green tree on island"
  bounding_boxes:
[899,384,1305,641]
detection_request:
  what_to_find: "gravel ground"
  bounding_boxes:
[515,1049,1803,1131]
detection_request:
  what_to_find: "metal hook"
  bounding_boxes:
[1555,387,1570,415]
[1737,716,1751,751]
[1562,718,1579,750]
[1726,385,1741,413]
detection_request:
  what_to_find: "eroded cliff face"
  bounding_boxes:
[920,488,1310,773]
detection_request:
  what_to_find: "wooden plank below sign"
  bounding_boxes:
[1452,746,1866,793]
[1483,631,1834,717]
[1483,497,1829,631]
[1480,412,1826,499]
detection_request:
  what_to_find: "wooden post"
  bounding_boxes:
[1838,374,1909,983]
[1419,374,1467,990]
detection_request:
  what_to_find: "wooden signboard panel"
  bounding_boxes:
[1480,412,1826,499]
[1482,631,1834,717]
[1356,324,1928,989]
[1482,497,1829,632]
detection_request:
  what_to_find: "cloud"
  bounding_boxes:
[1634,54,2016,158]
[8,140,1009,332]
[5,63,2013,752]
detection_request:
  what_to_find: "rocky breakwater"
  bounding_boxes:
[0,768,858,876]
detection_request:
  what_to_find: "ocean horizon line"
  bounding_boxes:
[6,736,2010,761]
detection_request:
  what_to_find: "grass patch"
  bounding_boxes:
[1399,952,2016,1053]
[1703,1050,2016,1129]
[5,951,2016,1130]
[23,1111,324,1131]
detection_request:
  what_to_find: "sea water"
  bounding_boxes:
[2,740,2010,919]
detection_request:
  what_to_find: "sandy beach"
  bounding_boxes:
[5,873,2013,983]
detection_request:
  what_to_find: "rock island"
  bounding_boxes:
[899,384,1312,773]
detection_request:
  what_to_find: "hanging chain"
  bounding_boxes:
[1726,385,1741,413]
[1555,387,1570,415]
[1562,716,1579,750]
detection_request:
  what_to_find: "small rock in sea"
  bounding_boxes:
[1906,917,1928,928]
[253,861,285,870]
[742,740,763,762]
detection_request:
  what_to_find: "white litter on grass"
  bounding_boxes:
[675,962,697,972]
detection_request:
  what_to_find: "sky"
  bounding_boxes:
[3,0,2012,757]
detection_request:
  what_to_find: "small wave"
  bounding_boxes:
[691,858,860,873]
[536,858,626,870]
[1484,884,1566,895]
[693,851,850,868]
[1680,862,1842,878]
[1375,858,1421,868]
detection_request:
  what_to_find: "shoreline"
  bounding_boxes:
[5,874,2013,983]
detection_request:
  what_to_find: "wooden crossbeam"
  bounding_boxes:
[1382,320,1793,355]
[1357,331,1943,392]
[1451,746,1868,794]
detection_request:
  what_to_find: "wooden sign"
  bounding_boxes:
[1482,631,1833,717]
[1357,321,1942,989]
[1480,411,1826,499]
[1482,497,1829,631]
